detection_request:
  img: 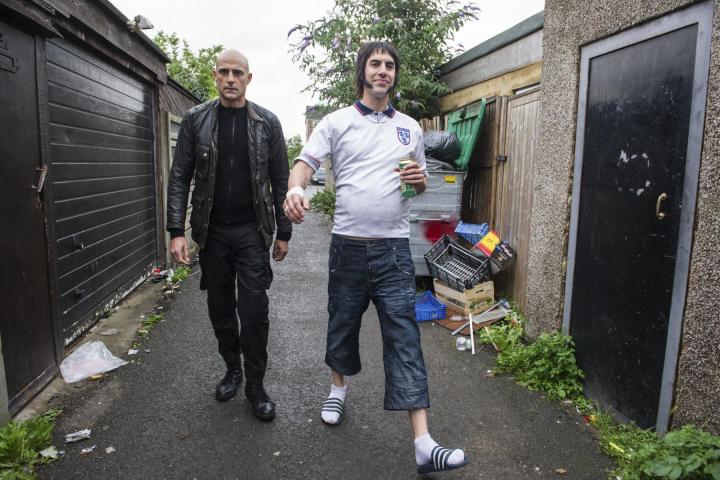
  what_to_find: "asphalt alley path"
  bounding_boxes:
[39,209,613,479]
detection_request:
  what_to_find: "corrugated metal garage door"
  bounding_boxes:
[46,38,157,343]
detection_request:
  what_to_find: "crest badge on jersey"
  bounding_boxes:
[396,127,410,145]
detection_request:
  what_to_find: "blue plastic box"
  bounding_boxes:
[454,222,490,246]
[415,291,446,322]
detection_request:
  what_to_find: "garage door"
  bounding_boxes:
[46,38,157,342]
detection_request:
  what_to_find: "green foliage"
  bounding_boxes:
[643,426,720,480]
[646,427,720,479]
[498,332,585,401]
[286,135,304,168]
[288,0,479,119]
[0,410,60,479]
[598,420,658,480]
[505,302,527,327]
[143,313,163,329]
[0,470,35,480]
[477,305,584,402]
[477,304,720,480]
[170,265,191,284]
[310,190,336,218]
[137,312,164,338]
[153,32,223,101]
[478,319,523,354]
[598,423,720,480]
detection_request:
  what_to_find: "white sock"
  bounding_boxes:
[321,384,347,424]
[414,433,465,466]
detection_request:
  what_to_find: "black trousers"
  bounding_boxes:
[199,222,272,384]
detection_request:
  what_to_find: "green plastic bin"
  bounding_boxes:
[446,98,486,170]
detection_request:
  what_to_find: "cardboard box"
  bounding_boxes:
[433,278,494,316]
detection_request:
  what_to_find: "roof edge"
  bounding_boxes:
[95,0,170,63]
[167,77,203,104]
[440,10,544,75]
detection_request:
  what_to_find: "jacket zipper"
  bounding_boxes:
[248,118,261,232]
[229,113,235,216]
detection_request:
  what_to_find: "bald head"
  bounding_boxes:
[213,49,252,107]
[216,49,249,72]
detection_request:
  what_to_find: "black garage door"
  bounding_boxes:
[46,38,157,342]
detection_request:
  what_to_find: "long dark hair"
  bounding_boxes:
[355,41,400,99]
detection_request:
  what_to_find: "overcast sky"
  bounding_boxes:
[112,0,544,139]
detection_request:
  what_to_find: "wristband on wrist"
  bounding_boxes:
[286,186,305,199]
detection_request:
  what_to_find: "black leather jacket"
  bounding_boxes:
[166,99,292,249]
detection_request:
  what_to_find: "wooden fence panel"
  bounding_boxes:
[493,89,540,309]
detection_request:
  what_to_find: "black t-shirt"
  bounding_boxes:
[210,105,256,225]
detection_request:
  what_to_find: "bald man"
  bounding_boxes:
[167,49,292,421]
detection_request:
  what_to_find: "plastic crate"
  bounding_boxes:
[454,222,490,246]
[424,235,491,292]
[415,291,446,322]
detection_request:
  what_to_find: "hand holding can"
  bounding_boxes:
[399,159,417,198]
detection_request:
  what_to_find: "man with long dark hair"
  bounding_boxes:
[283,42,467,474]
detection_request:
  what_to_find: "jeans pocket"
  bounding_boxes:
[329,245,343,273]
[393,246,414,276]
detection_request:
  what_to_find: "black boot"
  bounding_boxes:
[215,367,243,401]
[245,383,276,421]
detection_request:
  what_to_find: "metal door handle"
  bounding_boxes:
[656,193,668,220]
[31,165,48,193]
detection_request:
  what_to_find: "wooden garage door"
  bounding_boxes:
[46,38,157,342]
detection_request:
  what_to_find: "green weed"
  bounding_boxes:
[477,305,720,480]
[170,265,191,283]
[478,304,584,401]
[137,312,163,338]
[497,332,585,401]
[0,410,60,479]
[143,313,163,329]
[310,190,336,218]
[597,422,720,480]
[477,320,523,354]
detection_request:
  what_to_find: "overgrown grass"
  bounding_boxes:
[0,409,61,479]
[477,305,720,479]
[310,190,336,218]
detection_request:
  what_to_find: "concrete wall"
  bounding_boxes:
[674,0,720,434]
[530,0,720,433]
